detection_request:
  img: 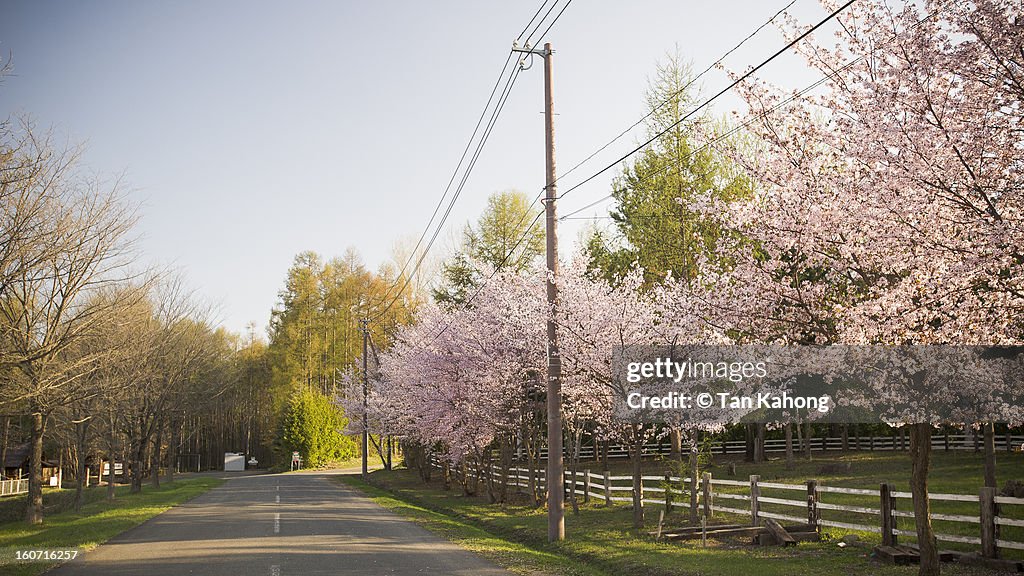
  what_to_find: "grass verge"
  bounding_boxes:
[339,475,612,576]
[0,477,222,576]
[346,468,1005,576]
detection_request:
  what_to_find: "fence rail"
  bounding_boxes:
[430,457,1024,560]
[526,434,1024,461]
[0,478,27,497]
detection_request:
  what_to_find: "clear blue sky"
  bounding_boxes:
[0,0,835,336]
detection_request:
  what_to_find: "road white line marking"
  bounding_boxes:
[276,494,280,504]
[274,513,280,534]
[270,565,280,576]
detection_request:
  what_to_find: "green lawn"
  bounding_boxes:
[343,450,1023,576]
[0,477,222,576]
[340,476,611,576]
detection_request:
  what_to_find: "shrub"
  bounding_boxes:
[279,388,356,467]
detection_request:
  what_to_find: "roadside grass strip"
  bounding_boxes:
[0,477,223,576]
[339,475,611,576]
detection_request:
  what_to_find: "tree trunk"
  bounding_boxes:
[130,415,153,494]
[744,424,755,462]
[130,448,144,493]
[499,437,513,504]
[526,428,541,506]
[166,418,179,484]
[1,415,10,479]
[631,426,645,528]
[386,435,393,471]
[568,430,581,515]
[669,428,681,462]
[784,423,794,469]
[129,419,142,494]
[25,410,46,525]
[754,423,766,463]
[803,421,813,461]
[106,422,118,501]
[795,417,804,454]
[982,422,997,489]
[73,418,91,511]
[688,435,699,524]
[910,423,939,576]
[151,418,164,489]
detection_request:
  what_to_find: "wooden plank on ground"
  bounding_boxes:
[649,523,746,537]
[664,526,764,541]
[899,543,962,563]
[763,519,797,546]
[873,545,918,565]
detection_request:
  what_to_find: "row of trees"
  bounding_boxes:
[359,3,1022,576]
[0,115,293,524]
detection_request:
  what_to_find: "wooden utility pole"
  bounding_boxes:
[513,39,563,543]
[542,41,564,543]
[361,318,369,480]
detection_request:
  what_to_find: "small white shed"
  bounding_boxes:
[223,452,245,472]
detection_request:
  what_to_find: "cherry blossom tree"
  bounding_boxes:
[670,1,1022,572]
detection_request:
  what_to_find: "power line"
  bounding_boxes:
[368,53,518,315]
[553,0,796,187]
[554,0,856,204]
[425,210,546,345]
[559,0,951,222]
[414,1,822,349]
[533,0,573,45]
[405,0,956,354]
[517,0,553,44]
[371,0,557,316]
[560,193,617,221]
[524,0,562,47]
[371,63,524,322]
[369,2,572,323]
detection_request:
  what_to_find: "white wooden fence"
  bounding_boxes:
[433,458,1024,560]
[0,478,28,497]
[528,434,1024,461]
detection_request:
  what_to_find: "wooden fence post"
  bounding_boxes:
[881,482,897,546]
[604,470,612,507]
[583,469,591,504]
[806,479,819,530]
[1006,431,1014,453]
[980,486,999,559]
[750,475,760,526]
[664,473,673,513]
[702,472,712,519]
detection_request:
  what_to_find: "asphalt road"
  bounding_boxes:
[50,472,511,575]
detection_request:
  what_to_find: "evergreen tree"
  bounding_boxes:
[588,53,752,286]
[433,189,543,307]
[279,388,355,468]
